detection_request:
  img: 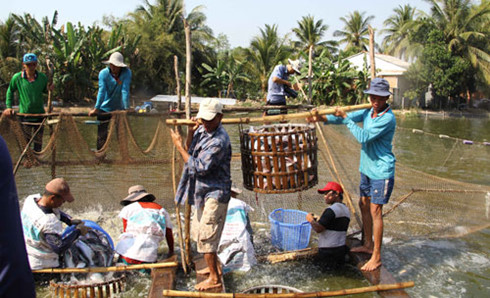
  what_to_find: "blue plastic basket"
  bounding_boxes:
[269,209,311,251]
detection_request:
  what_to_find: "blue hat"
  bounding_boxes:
[23,53,38,64]
[363,78,392,97]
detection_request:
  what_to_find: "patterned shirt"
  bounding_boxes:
[174,124,232,207]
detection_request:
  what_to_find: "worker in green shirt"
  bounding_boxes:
[3,53,52,152]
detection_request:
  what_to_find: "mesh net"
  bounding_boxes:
[1,111,489,241]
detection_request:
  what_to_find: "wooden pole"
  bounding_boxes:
[13,117,47,176]
[174,55,182,111]
[308,45,313,104]
[162,281,414,297]
[166,103,372,126]
[315,122,362,230]
[183,15,193,271]
[368,25,376,79]
[173,146,188,274]
[32,260,178,273]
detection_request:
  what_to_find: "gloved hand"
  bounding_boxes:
[76,223,91,236]
[71,219,83,226]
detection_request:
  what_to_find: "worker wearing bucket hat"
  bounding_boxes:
[170,98,231,290]
[307,78,396,272]
[115,185,174,266]
[264,58,304,116]
[3,53,53,152]
[307,181,350,270]
[89,52,132,150]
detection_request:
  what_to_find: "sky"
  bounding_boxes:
[2,0,433,48]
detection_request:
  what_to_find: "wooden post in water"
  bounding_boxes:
[183,15,193,271]
[368,25,376,79]
[174,55,181,111]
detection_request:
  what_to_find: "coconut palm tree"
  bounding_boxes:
[293,15,338,102]
[0,16,20,60]
[333,11,374,54]
[381,4,422,61]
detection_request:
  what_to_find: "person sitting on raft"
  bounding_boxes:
[115,185,174,266]
[306,181,351,270]
[21,178,90,270]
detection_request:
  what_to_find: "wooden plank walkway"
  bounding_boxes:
[193,254,226,293]
[148,255,178,298]
[347,238,410,298]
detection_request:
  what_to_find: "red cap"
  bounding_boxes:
[318,181,343,194]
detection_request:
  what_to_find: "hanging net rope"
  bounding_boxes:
[1,111,488,240]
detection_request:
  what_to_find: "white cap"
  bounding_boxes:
[196,98,223,121]
[103,52,127,67]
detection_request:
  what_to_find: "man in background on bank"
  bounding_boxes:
[21,178,89,270]
[264,58,303,116]
[170,98,232,290]
[3,53,53,152]
[88,52,132,150]
[307,78,396,271]
[307,181,350,270]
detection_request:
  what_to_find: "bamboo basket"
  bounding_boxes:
[240,123,318,194]
[49,275,125,298]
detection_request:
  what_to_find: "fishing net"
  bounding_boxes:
[1,110,489,242]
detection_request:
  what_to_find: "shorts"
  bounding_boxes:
[265,100,287,115]
[193,198,228,253]
[359,173,394,205]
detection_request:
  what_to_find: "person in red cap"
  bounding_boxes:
[20,178,89,269]
[306,181,351,269]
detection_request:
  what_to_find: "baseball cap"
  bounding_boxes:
[318,181,343,194]
[363,78,392,97]
[45,178,74,202]
[23,53,38,64]
[196,98,223,121]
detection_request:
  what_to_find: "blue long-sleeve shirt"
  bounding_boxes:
[326,106,396,180]
[174,124,232,207]
[94,67,131,112]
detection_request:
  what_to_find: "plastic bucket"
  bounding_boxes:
[268,209,311,251]
[63,219,114,249]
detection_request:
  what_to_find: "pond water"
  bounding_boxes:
[9,112,489,297]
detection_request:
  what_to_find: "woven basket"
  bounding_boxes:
[49,275,125,298]
[240,123,318,194]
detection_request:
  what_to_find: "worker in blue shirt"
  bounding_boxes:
[308,78,396,272]
[89,52,132,150]
[265,58,303,116]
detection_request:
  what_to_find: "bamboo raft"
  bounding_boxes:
[50,275,125,298]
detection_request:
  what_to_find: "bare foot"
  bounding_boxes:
[196,266,222,275]
[195,277,222,291]
[350,245,373,254]
[360,258,382,271]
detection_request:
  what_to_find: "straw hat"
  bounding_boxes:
[121,185,155,205]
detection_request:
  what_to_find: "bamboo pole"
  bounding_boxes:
[315,122,362,230]
[166,103,372,126]
[13,117,47,176]
[162,281,414,297]
[174,55,182,111]
[368,25,376,79]
[32,260,178,274]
